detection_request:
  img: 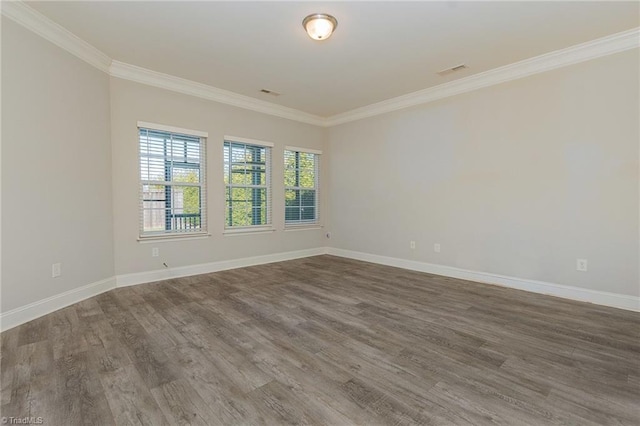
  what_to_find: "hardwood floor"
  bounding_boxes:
[1,255,639,425]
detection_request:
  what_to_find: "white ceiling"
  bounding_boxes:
[29,1,639,117]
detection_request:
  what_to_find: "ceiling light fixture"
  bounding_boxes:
[302,13,338,41]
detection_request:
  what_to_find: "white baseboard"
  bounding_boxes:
[327,248,640,312]
[3,246,635,332]
[116,247,329,287]
[0,248,329,331]
[0,276,116,332]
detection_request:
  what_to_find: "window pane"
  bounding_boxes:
[285,206,300,222]
[300,190,316,207]
[226,187,268,227]
[284,150,318,225]
[298,168,315,188]
[140,156,165,181]
[226,206,254,227]
[301,207,316,221]
[173,186,201,215]
[223,145,230,184]
[228,202,252,227]
[142,184,167,233]
[285,189,300,207]
[283,151,316,189]
[172,167,200,183]
[139,127,205,236]
[284,168,297,187]
[253,167,267,186]
[224,140,271,228]
[230,165,250,185]
[142,185,202,233]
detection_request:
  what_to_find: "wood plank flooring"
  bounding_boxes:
[1,255,639,425]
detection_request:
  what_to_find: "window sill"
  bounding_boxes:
[284,224,323,232]
[138,233,211,243]
[223,227,276,236]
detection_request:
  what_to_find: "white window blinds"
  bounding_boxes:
[224,139,272,228]
[285,147,320,225]
[139,125,207,237]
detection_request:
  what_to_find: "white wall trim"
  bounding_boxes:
[324,27,640,126]
[224,135,275,147]
[285,146,323,155]
[1,1,112,72]
[138,121,208,138]
[3,1,638,128]
[0,248,328,331]
[327,248,640,312]
[0,277,116,332]
[109,61,326,127]
[2,247,637,331]
[1,2,324,126]
[116,247,328,287]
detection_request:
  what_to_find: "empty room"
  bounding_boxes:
[1,1,639,425]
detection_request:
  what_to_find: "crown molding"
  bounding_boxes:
[1,1,112,72]
[109,61,326,126]
[325,27,640,127]
[1,1,324,126]
[3,0,638,128]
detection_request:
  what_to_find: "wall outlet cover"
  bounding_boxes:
[577,258,588,272]
[52,263,62,278]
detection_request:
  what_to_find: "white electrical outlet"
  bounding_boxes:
[410,241,416,249]
[434,243,441,253]
[52,263,62,278]
[576,259,588,272]
[152,247,159,257]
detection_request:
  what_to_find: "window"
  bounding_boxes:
[224,138,273,229]
[138,122,207,238]
[285,147,321,226]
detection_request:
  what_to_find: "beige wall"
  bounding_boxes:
[327,50,640,297]
[1,18,114,311]
[2,13,638,319]
[110,78,328,276]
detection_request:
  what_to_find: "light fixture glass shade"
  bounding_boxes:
[303,14,337,40]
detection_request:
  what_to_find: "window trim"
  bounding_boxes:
[139,121,208,138]
[284,146,321,228]
[285,146,322,155]
[223,137,273,230]
[224,135,274,148]
[138,122,208,240]
[223,226,276,236]
[137,232,210,243]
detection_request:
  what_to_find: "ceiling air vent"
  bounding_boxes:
[437,64,468,76]
[260,89,281,96]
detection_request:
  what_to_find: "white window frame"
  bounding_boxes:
[284,146,321,228]
[223,136,274,234]
[137,122,208,240]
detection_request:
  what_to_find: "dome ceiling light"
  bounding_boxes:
[302,13,338,41]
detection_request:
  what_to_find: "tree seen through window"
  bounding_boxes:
[285,149,318,224]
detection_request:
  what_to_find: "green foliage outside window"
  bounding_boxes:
[174,170,201,215]
[224,142,269,227]
[285,150,317,224]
